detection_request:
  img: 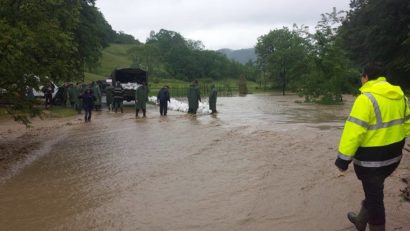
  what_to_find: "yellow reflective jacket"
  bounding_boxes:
[337,77,410,167]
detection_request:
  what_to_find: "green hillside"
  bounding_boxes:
[85,43,137,81]
[85,43,260,94]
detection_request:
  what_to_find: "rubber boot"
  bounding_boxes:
[347,204,368,231]
[142,109,146,117]
[369,224,385,231]
[136,109,139,117]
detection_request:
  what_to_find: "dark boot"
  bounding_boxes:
[347,204,368,231]
[142,109,146,117]
[369,224,385,231]
[136,109,139,117]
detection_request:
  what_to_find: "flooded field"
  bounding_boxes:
[1,93,409,231]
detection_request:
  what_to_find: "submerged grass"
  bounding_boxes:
[43,107,78,118]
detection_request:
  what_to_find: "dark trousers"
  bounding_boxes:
[159,101,168,115]
[355,163,399,225]
[113,99,123,113]
[136,108,146,117]
[84,109,92,121]
[45,94,52,108]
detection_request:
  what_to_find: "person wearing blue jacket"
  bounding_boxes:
[81,88,96,122]
[157,86,170,116]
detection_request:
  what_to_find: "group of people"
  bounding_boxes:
[62,79,218,121]
[187,80,217,115]
[105,81,127,113]
[64,81,102,122]
[100,81,148,117]
[41,81,103,113]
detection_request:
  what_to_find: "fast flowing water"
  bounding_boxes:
[1,93,357,231]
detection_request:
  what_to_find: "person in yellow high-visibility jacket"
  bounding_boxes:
[335,62,410,231]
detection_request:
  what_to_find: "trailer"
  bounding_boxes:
[110,68,147,101]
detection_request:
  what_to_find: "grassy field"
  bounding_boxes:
[93,43,137,77]
[83,43,137,82]
[43,106,78,118]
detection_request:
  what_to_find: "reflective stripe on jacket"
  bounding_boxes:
[338,77,410,167]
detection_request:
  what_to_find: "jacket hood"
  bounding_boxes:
[359,77,404,100]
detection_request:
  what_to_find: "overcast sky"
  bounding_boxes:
[96,0,351,50]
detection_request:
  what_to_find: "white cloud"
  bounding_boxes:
[96,0,350,50]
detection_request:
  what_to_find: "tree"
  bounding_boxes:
[0,0,113,125]
[299,8,357,104]
[255,27,310,95]
[128,44,161,75]
[76,0,115,72]
[0,1,82,124]
[340,0,410,88]
[113,31,139,44]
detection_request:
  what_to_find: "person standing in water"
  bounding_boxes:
[80,88,96,122]
[187,80,201,115]
[157,85,170,116]
[135,82,148,117]
[209,83,217,114]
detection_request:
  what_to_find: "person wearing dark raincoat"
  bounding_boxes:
[42,82,54,109]
[60,83,68,107]
[157,86,170,116]
[80,88,96,122]
[187,80,201,114]
[135,83,148,117]
[113,81,124,113]
[68,83,81,113]
[208,83,217,114]
[105,83,114,111]
[91,81,102,111]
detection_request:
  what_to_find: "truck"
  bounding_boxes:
[110,68,148,102]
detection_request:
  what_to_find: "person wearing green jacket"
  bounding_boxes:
[68,82,81,114]
[91,81,102,111]
[209,83,217,114]
[335,63,410,231]
[187,80,201,114]
[105,83,114,111]
[135,82,148,117]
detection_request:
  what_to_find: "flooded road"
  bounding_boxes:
[1,93,409,231]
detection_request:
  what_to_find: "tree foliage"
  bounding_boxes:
[112,31,140,44]
[76,0,115,72]
[128,29,257,82]
[340,0,410,87]
[0,0,114,125]
[301,8,357,103]
[255,8,357,103]
[255,28,311,95]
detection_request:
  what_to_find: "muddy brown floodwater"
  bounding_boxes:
[0,93,409,231]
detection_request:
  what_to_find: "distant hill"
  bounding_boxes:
[217,48,256,64]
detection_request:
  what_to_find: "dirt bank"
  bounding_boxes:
[0,114,83,176]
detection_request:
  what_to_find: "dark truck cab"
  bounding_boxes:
[110,68,147,101]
